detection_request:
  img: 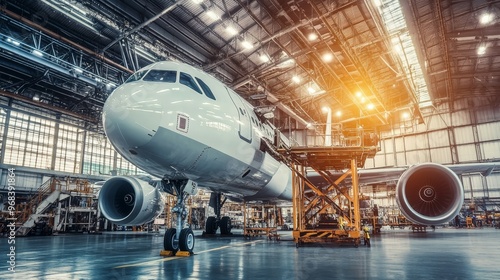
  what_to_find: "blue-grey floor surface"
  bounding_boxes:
[2,226,499,280]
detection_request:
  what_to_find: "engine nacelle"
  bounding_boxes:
[396,163,464,225]
[98,176,164,226]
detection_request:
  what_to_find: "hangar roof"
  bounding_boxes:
[0,0,498,130]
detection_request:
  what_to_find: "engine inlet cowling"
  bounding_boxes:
[98,176,164,225]
[396,163,464,225]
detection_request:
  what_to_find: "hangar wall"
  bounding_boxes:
[365,101,500,207]
[0,98,144,178]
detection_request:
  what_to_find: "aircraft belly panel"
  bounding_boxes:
[129,126,271,197]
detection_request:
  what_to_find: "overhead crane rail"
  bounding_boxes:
[277,144,379,247]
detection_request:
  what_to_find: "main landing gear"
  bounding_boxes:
[204,192,232,235]
[161,179,197,255]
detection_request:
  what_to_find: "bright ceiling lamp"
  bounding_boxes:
[292,75,301,83]
[206,10,220,21]
[479,12,494,25]
[225,25,238,36]
[241,40,253,50]
[477,45,487,55]
[32,50,44,57]
[41,0,96,30]
[367,103,375,110]
[308,32,318,41]
[322,52,333,62]
[192,0,203,4]
[7,38,20,46]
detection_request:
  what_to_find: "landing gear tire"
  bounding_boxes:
[164,228,179,253]
[220,216,232,235]
[179,228,195,253]
[206,216,217,234]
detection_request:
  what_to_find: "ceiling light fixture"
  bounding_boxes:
[41,0,96,31]
[7,38,21,46]
[292,75,301,83]
[308,32,318,41]
[32,50,44,57]
[479,12,494,25]
[477,45,487,55]
[241,40,253,50]
[206,10,220,21]
[226,25,238,36]
[322,52,333,62]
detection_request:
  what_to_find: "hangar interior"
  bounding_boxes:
[0,0,499,237]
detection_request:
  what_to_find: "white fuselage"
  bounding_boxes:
[102,61,291,200]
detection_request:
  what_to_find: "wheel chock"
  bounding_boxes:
[175,251,193,257]
[160,250,175,256]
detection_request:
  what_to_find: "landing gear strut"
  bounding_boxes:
[161,179,197,254]
[204,192,232,235]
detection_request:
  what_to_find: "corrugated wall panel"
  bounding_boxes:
[395,152,406,165]
[384,154,395,166]
[364,157,375,168]
[427,130,449,148]
[477,122,500,141]
[429,147,452,163]
[465,174,486,196]
[486,174,500,197]
[404,133,428,150]
[406,150,430,164]
[476,108,498,123]
[456,144,478,162]
[404,135,416,150]
[451,110,471,126]
[454,126,475,144]
[480,141,500,160]
[427,113,451,130]
[383,138,393,153]
[394,137,405,152]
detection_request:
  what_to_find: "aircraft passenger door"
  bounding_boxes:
[225,87,252,143]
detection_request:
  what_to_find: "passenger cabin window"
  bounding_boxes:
[143,70,177,82]
[125,70,148,83]
[180,72,202,94]
[196,78,216,100]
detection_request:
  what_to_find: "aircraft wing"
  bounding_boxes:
[357,162,500,185]
[307,162,500,186]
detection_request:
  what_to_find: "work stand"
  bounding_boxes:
[278,146,378,247]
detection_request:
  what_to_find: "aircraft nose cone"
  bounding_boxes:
[103,84,162,149]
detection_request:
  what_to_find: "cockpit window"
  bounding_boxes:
[125,70,148,83]
[196,78,216,100]
[180,72,202,94]
[143,70,177,82]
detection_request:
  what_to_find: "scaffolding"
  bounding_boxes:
[242,203,282,240]
[278,145,378,247]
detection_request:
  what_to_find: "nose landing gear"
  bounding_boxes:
[160,179,197,256]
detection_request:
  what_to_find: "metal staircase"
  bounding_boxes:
[15,177,92,236]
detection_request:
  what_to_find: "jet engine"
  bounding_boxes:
[98,176,164,225]
[396,163,464,225]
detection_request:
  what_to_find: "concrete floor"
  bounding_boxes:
[2,227,500,279]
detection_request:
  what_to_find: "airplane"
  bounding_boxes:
[98,60,499,254]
